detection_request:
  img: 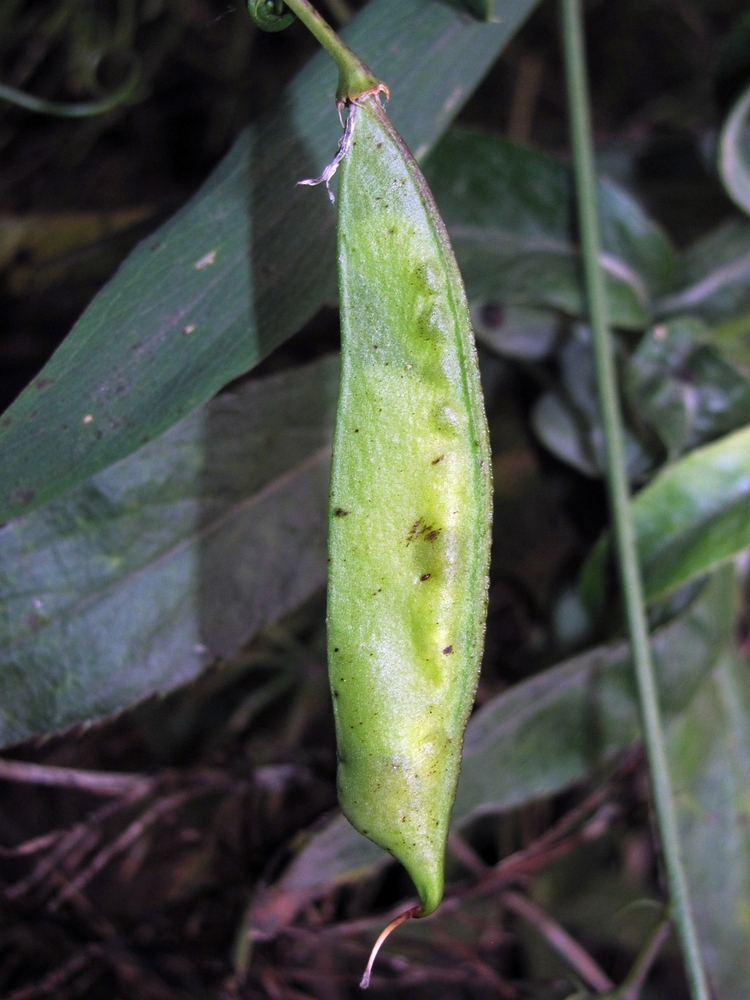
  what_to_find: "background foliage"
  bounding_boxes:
[1,0,750,997]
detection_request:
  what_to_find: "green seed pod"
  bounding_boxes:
[328,95,492,917]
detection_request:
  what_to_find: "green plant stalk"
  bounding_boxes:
[559,3,710,1000]
[280,0,385,103]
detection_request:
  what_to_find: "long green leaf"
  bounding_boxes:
[0,0,538,525]
[0,357,338,746]
[248,568,734,927]
[668,642,750,1000]
[580,423,750,617]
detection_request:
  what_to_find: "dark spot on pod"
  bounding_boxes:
[432,455,444,465]
[443,646,453,655]
[35,378,54,390]
[420,574,431,581]
[333,648,339,652]
[425,530,441,542]
[406,518,423,544]
[333,690,339,698]
[334,508,349,517]
[354,428,359,433]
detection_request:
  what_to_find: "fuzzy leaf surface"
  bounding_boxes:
[0,0,539,524]
[0,357,338,746]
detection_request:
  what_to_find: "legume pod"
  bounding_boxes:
[328,95,492,917]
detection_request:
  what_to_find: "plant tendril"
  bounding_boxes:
[0,61,141,119]
[360,905,421,989]
[247,0,295,31]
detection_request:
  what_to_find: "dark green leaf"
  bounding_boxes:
[473,304,560,361]
[531,327,655,480]
[258,568,734,911]
[0,357,338,746]
[704,309,750,374]
[423,130,676,328]
[532,391,599,477]
[659,219,750,323]
[626,317,750,459]
[668,643,750,1000]
[0,0,540,524]
[454,567,733,823]
[580,424,750,616]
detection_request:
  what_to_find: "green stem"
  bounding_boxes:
[558,3,710,1000]
[280,0,385,104]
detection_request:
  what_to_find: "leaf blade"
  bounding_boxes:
[0,0,540,524]
[580,423,750,615]
[668,642,750,1000]
[0,357,338,746]
[423,129,675,328]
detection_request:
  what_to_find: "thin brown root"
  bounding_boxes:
[359,905,421,989]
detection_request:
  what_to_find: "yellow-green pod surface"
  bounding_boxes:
[328,95,492,916]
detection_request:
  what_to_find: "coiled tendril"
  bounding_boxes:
[247,0,295,31]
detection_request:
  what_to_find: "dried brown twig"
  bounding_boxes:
[3,944,102,1000]
[501,890,613,993]
[0,757,154,798]
[47,788,204,910]
[4,792,143,901]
